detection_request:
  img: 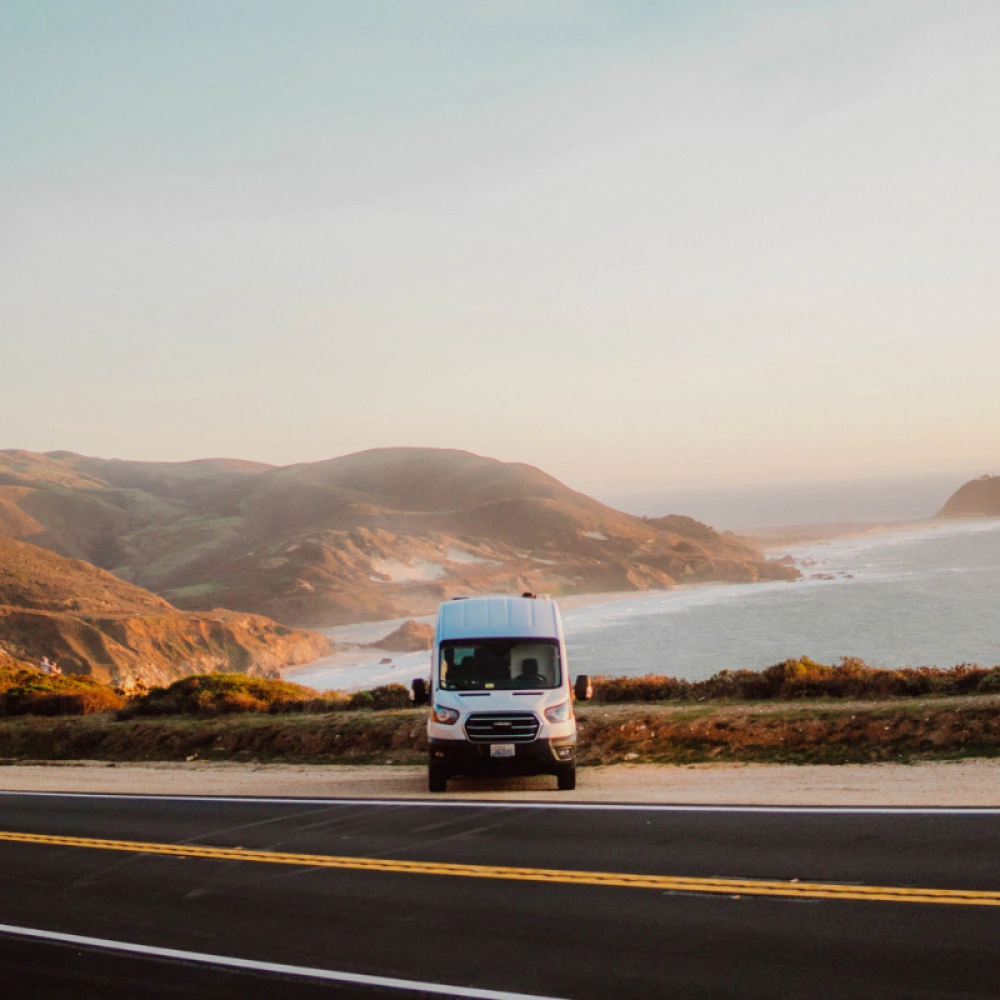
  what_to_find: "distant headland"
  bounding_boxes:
[937,475,1000,518]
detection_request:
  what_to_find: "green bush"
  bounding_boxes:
[123,674,413,717]
[978,669,1000,693]
[0,666,125,716]
[125,674,336,716]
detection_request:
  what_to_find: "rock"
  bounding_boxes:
[367,619,434,653]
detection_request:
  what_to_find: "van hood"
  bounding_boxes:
[434,689,566,713]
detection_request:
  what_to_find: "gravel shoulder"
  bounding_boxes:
[3,759,1000,806]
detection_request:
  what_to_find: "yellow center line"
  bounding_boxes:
[1,829,996,907]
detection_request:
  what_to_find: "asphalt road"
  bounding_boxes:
[1,792,999,999]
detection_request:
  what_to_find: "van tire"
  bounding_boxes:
[556,766,576,791]
[428,766,448,793]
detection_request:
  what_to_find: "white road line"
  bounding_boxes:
[1,790,999,814]
[0,922,570,1000]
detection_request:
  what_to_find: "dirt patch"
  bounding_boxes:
[577,700,1000,764]
[5,759,1000,806]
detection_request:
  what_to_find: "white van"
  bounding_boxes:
[412,593,591,793]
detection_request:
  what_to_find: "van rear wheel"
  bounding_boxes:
[428,765,448,793]
[556,765,576,791]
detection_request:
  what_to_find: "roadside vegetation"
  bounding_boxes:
[0,668,410,718]
[7,657,1000,721]
[3,658,1000,766]
[591,658,1000,703]
[0,664,125,716]
[2,699,1000,766]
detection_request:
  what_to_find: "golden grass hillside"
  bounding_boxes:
[0,448,797,626]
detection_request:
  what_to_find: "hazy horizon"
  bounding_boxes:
[3,442,982,529]
[3,1,998,494]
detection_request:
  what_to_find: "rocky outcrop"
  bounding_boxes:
[937,476,1000,518]
[0,539,331,685]
[366,619,434,652]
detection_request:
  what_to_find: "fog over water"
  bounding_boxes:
[291,518,1000,691]
[598,471,977,530]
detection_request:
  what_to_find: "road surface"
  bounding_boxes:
[1,792,999,998]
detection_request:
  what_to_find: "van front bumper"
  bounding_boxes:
[429,738,576,777]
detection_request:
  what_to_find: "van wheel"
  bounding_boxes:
[428,766,448,793]
[556,765,576,791]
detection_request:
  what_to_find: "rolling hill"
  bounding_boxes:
[0,538,331,685]
[0,447,797,626]
[937,476,1000,518]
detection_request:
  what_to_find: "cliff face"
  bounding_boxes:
[937,476,1000,518]
[0,448,798,627]
[0,539,331,685]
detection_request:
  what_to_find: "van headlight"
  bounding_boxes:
[432,704,460,725]
[544,701,571,724]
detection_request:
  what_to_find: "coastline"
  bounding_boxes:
[742,518,939,553]
[283,517,1000,690]
[281,590,669,684]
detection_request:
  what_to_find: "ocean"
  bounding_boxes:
[289,518,1000,692]
[597,470,976,530]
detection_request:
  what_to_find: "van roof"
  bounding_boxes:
[436,595,562,642]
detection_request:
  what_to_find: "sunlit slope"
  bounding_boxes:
[938,476,1000,517]
[0,447,796,626]
[0,537,330,685]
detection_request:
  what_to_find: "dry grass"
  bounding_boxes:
[0,710,429,764]
[591,658,1000,703]
[3,698,1000,766]
[574,701,1000,765]
[4,660,1000,766]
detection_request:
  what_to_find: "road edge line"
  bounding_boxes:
[0,922,570,1000]
[1,790,1000,814]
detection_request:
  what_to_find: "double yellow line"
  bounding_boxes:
[1,829,997,907]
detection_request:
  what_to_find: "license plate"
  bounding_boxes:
[490,744,516,758]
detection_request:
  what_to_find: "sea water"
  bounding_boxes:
[563,518,1000,680]
[290,518,1000,691]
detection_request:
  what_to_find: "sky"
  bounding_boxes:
[2,0,999,496]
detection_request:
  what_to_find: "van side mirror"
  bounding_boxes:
[574,675,593,701]
[411,677,429,706]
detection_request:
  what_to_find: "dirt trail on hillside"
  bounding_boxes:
[3,760,1000,806]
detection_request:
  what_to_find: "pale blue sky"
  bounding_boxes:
[2,1,998,493]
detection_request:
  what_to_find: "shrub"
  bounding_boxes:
[125,674,333,716]
[0,667,125,716]
[589,658,999,704]
[978,669,1000,693]
[123,675,412,717]
[346,684,410,711]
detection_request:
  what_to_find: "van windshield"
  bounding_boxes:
[439,639,561,691]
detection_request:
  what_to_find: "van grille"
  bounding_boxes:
[464,712,540,744]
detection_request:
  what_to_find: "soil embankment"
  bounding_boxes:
[3,697,1000,766]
